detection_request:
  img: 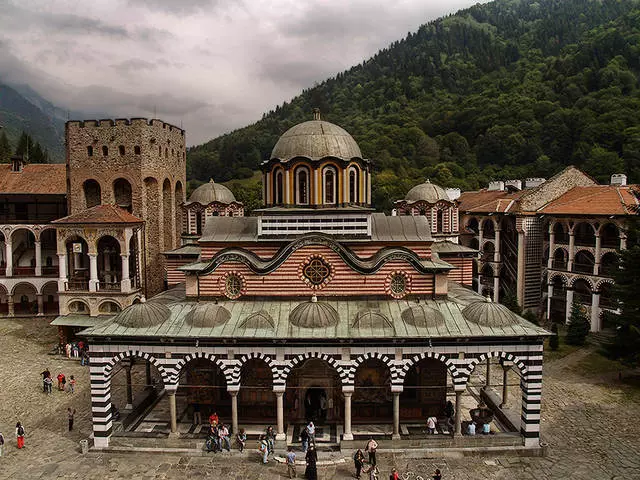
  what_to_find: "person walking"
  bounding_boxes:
[44,375,53,394]
[40,368,51,393]
[68,375,76,394]
[353,448,365,479]
[390,467,400,480]
[68,408,76,431]
[259,435,269,464]
[236,428,247,452]
[57,373,65,391]
[304,445,318,480]
[433,468,442,480]
[365,437,378,466]
[286,446,297,478]
[265,425,276,454]
[300,424,310,452]
[426,415,437,435]
[363,464,379,480]
[15,422,25,449]
[0,431,5,457]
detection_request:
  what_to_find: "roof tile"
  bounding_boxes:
[53,204,142,224]
[0,164,66,195]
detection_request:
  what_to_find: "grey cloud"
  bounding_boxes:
[111,58,159,76]
[132,0,227,15]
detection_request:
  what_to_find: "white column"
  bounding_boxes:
[568,232,575,271]
[36,294,44,316]
[517,231,526,307]
[478,227,484,249]
[392,391,401,440]
[284,169,291,205]
[34,240,42,276]
[168,390,178,434]
[275,390,285,440]
[590,292,600,332]
[565,289,574,324]
[7,295,14,316]
[342,168,348,206]
[477,273,483,295]
[89,253,98,292]
[493,276,500,302]
[500,361,513,408]
[548,230,555,268]
[343,388,353,441]
[620,234,627,251]
[5,238,12,277]
[546,283,553,321]
[120,254,131,292]
[594,234,601,275]
[58,253,68,291]
[229,388,239,435]
[494,229,501,262]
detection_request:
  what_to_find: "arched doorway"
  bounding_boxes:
[11,228,36,276]
[13,282,37,315]
[286,358,342,425]
[66,236,89,290]
[400,357,448,422]
[97,236,121,291]
[0,285,8,314]
[113,178,133,212]
[178,358,230,425]
[239,359,275,421]
[353,358,392,423]
[41,281,59,315]
[84,179,102,208]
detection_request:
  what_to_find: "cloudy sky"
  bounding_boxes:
[0,0,482,145]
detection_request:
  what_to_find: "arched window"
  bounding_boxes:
[83,179,101,208]
[102,146,108,156]
[87,146,93,157]
[323,167,337,204]
[295,167,309,205]
[134,146,141,155]
[436,209,444,232]
[195,211,203,235]
[118,145,125,156]
[113,178,132,212]
[273,170,284,205]
[349,168,359,203]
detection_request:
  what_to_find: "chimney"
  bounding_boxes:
[524,178,546,189]
[487,181,504,191]
[504,180,522,191]
[610,173,627,186]
[445,187,461,200]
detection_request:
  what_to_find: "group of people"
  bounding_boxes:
[41,368,76,394]
[353,437,378,479]
[205,412,233,453]
[61,340,89,365]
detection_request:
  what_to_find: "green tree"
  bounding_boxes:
[607,219,640,365]
[566,302,590,346]
[0,131,11,163]
[501,291,522,315]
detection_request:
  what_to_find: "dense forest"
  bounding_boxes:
[0,130,50,164]
[187,0,640,212]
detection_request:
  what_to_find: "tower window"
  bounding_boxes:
[273,170,284,205]
[102,146,108,156]
[87,146,93,157]
[349,169,359,203]
[437,209,444,232]
[323,167,336,204]
[296,168,309,205]
[119,145,125,156]
[134,146,141,155]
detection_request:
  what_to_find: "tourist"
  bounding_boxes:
[286,446,297,478]
[65,343,71,359]
[81,350,89,366]
[265,425,276,454]
[57,373,65,391]
[305,445,317,480]
[15,422,25,449]
[433,468,442,480]
[211,424,221,452]
[306,421,316,445]
[365,437,378,466]
[301,423,310,452]
[259,434,269,464]
[467,422,476,435]
[209,411,219,427]
[44,375,53,394]
[444,400,454,420]
[353,448,365,479]
[426,415,437,434]
[218,423,231,451]
[68,375,76,394]
[363,464,379,480]
[390,467,400,480]
[68,408,76,431]
[482,422,491,435]
[40,368,51,392]
[0,431,5,457]
[236,428,247,452]
[205,427,216,453]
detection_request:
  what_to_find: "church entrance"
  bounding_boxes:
[304,387,327,423]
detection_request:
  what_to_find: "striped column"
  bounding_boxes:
[90,363,113,448]
[520,375,542,447]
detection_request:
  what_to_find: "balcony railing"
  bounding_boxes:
[551,260,568,270]
[66,279,89,291]
[574,292,592,305]
[98,281,121,292]
[41,266,59,276]
[13,266,36,276]
[572,263,595,274]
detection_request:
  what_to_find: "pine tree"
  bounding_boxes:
[566,302,590,346]
[549,323,559,351]
[15,131,34,160]
[0,131,11,163]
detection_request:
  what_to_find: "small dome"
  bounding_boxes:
[113,300,171,328]
[289,297,339,328]
[401,305,445,328]
[239,310,275,329]
[462,297,519,327]
[405,180,450,203]
[185,303,231,328]
[271,120,362,162]
[352,310,394,331]
[149,284,186,304]
[187,179,236,204]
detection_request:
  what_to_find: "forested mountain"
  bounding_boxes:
[188,0,640,212]
[0,83,65,162]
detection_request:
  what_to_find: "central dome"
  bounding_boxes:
[270,120,362,162]
[405,180,450,203]
[187,179,236,205]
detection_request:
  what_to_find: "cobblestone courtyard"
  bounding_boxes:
[1,317,639,479]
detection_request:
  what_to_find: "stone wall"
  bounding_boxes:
[519,166,595,212]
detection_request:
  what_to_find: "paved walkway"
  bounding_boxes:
[1,317,639,479]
